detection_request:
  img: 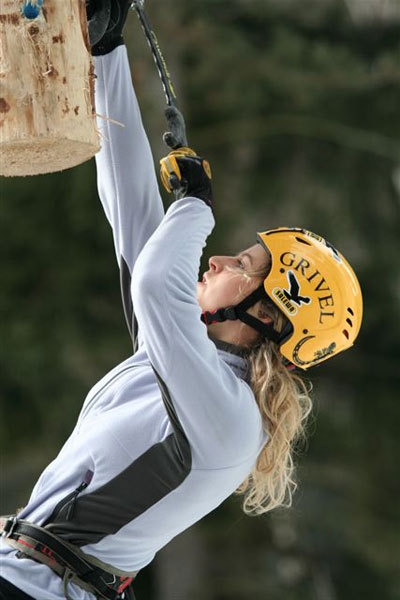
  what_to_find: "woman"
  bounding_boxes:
[0,4,362,600]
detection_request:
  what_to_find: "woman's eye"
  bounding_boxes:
[237,258,245,269]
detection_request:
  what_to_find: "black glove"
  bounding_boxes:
[87,0,132,56]
[160,149,213,208]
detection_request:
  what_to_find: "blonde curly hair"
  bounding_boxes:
[233,265,312,515]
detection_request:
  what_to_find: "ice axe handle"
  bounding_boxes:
[163,106,188,150]
[161,105,189,196]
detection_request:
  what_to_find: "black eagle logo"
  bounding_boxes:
[283,271,311,306]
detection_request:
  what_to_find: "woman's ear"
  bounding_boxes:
[252,301,273,325]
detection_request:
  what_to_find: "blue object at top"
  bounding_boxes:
[22,0,43,20]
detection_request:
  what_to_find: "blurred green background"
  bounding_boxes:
[1,1,400,598]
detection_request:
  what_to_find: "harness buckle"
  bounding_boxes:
[2,516,18,538]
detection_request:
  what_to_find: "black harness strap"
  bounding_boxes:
[1,518,135,600]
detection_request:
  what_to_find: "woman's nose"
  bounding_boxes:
[209,256,231,272]
[209,256,224,272]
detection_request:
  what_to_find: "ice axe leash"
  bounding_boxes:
[131,1,200,194]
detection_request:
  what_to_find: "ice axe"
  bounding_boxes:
[131,2,210,197]
[131,0,188,151]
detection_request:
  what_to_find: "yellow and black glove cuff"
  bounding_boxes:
[160,148,213,208]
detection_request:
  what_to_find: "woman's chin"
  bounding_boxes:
[196,282,205,303]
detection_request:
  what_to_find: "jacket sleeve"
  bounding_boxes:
[94,46,165,340]
[131,199,264,468]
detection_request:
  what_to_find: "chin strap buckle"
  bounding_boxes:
[201,306,237,325]
[222,307,237,320]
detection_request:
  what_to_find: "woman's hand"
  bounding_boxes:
[160,148,213,208]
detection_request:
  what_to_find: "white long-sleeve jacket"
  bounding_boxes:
[0,46,266,600]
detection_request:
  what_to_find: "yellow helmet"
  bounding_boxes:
[257,228,363,369]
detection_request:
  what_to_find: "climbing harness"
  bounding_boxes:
[1,517,137,600]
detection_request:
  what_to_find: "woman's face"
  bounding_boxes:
[197,243,270,312]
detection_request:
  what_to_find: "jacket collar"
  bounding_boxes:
[211,337,251,384]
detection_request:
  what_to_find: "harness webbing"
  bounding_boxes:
[1,517,136,600]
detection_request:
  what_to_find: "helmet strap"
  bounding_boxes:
[201,285,283,344]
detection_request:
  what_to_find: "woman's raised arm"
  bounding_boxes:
[94,46,164,274]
